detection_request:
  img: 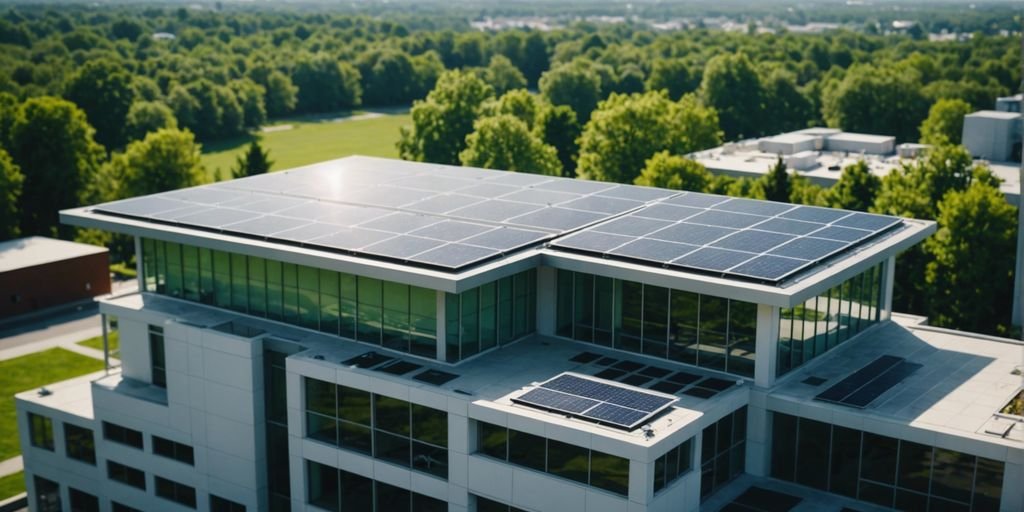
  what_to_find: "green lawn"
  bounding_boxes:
[77,330,120,353]
[201,111,410,180]
[0,348,104,460]
[0,471,24,500]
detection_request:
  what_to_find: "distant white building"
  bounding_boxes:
[963,95,1023,164]
[15,156,1023,512]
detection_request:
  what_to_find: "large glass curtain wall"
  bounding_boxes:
[556,270,757,378]
[445,269,536,363]
[141,238,438,359]
[700,406,747,500]
[777,263,884,376]
[771,412,1004,511]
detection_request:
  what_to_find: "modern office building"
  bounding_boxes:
[15,156,1023,512]
[0,236,111,320]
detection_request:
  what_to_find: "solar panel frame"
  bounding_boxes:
[511,372,677,430]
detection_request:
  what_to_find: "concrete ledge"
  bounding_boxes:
[0,492,27,512]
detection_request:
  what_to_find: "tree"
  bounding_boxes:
[675,94,724,153]
[398,70,494,165]
[645,58,695,101]
[124,101,177,143]
[484,89,539,129]
[293,55,362,113]
[181,80,244,141]
[459,114,561,176]
[576,91,721,184]
[482,55,527,96]
[0,148,23,240]
[537,104,581,178]
[229,79,268,128]
[233,140,273,178]
[699,53,764,140]
[9,97,104,237]
[357,49,415,106]
[919,98,972,145]
[539,61,602,123]
[822,64,929,142]
[263,71,298,117]
[65,60,137,149]
[167,84,200,131]
[826,160,880,212]
[925,173,1017,334]
[100,128,207,199]
[761,69,816,134]
[521,31,549,86]
[634,151,711,192]
[761,156,791,202]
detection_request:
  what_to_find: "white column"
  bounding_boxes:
[754,304,779,389]
[743,402,772,477]
[436,290,447,362]
[881,255,896,321]
[535,266,557,336]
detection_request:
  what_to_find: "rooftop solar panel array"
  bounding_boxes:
[92,158,675,273]
[88,157,903,282]
[511,372,677,430]
[814,354,922,409]
[550,192,902,283]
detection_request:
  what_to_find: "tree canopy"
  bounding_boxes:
[919,98,972,145]
[822,64,930,142]
[633,151,711,192]
[459,114,561,176]
[398,70,493,165]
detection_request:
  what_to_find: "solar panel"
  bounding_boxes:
[610,237,699,262]
[840,361,922,408]
[408,221,493,242]
[814,355,906,405]
[511,372,677,430]
[711,230,795,253]
[553,231,634,252]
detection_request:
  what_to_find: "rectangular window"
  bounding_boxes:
[212,250,231,308]
[305,459,441,512]
[153,435,195,465]
[165,242,183,297]
[700,406,747,501]
[33,476,61,512]
[230,253,248,313]
[654,438,693,493]
[107,460,146,490]
[155,476,197,509]
[248,256,267,318]
[69,487,99,512]
[182,244,200,301]
[210,495,246,512]
[103,421,143,449]
[149,325,166,388]
[142,238,156,292]
[111,502,143,512]
[64,423,95,464]
[28,413,54,451]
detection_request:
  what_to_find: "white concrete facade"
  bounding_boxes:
[16,157,1023,512]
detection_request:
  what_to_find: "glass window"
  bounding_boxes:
[375,481,410,511]
[340,273,358,339]
[69,487,99,512]
[308,460,338,511]
[198,247,214,305]
[182,245,200,301]
[594,276,615,346]
[478,421,508,459]
[165,242,183,297]
[513,270,531,338]
[103,421,143,449]
[642,285,669,358]
[374,395,410,436]
[445,293,460,362]
[897,441,933,493]
[318,269,340,335]
[107,460,146,489]
[212,250,232,308]
[498,276,515,343]
[508,429,545,472]
[547,439,589,484]
[143,238,157,292]
[590,451,629,496]
[357,276,382,344]
[460,288,480,359]
[33,476,61,512]
[297,265,319,330]
[556,270,573,338]
[409,286,436,358]
[340,468,373,512]
[230,253,248,312]
[616,280,643,353]
[337,385,371,425]
[697,295,727,371]
[210,495,246,512]
[573,272,594,342]
[283,263,299,325]
[382,281,410,352]
[64,423,95,464]
[794,418,830,490]
[153,435,195,465]
[247,256,267,318]
[654,439,693,493]
[266,260,283,321]
[155,476,197,509]
[149,324,166,388]
[770,412,797,481]
[829,426,861,498]
[861,432,898,485]
[374,429,410,467]
[972,457,1004,511]
[479,282,498,351]
[28,413,53,451]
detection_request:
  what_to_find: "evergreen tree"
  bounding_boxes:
[827,160,880,212]
[233,140,273,178]
[761,156,791,202]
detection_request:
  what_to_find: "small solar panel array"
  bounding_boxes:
[814,355,922,409]
[90,157,903,282]
[551,192,902,283]
[572,352,738,400]
[92,158,675,272]
[511,373,678,430]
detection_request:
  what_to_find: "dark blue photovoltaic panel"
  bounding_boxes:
[769,237,849,261]
[409,221,493,242]
[223,215,310,237]
[716,198,795,217]
[671,247,755,271]
[711,230,795,253]
[842,361,922,408]
[610,238,699,263]
[449,200,541,223]
[515,387,600,414]
[728,255,809,281]
[501,188,579,206]
[815,355,920,409]
[687,210,766,229]
[312,228,396,250]
[832,212,902,232]
[361,235,445,259]
[647,223,735,246]
[405,194,484,215]
[780,206,850,224]
[361,213,440,233]
[809,226,874,243]
[815,355,903,403]
[663,192,727,208]
[411,244,498,268]
[582,403,649,427]
[752,217,825,236]
[560,195,643,215]
[459,228,549,251]
[554,231,634,252]
[592,216,673,237]
[511,373,677,430]
[633,204,705,222]
[595,185,677,202]
[509,207,606,231]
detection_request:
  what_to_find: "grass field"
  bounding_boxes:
[0,348,104,460]
[201,111,410,180]
[77,330,120,353]
[0,471,24,500]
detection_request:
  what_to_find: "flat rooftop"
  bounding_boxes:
[62,156,931,294]
[0,236,107,273]
[770,314,1024,449]
[967,110,1022,120]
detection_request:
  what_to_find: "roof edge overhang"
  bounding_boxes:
[61,207,540,294]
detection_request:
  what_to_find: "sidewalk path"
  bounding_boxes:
[0,456,21,479]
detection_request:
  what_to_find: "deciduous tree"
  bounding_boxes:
[0,148,23,240]
[822,64,929,142]
[826,160,880,211]
[398,70,494,165]
[919,98,972,145]
[459,114,561,176]
[65,60,136,149]
[634,151,711,191]
[124,101,178,143]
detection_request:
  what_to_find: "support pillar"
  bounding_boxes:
[754,304,779,389]
[881,255,896,321]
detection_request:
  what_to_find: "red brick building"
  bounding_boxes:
[0,236,110,319]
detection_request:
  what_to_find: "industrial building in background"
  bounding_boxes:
[15,156,1023,512]
[0,236,111,320]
